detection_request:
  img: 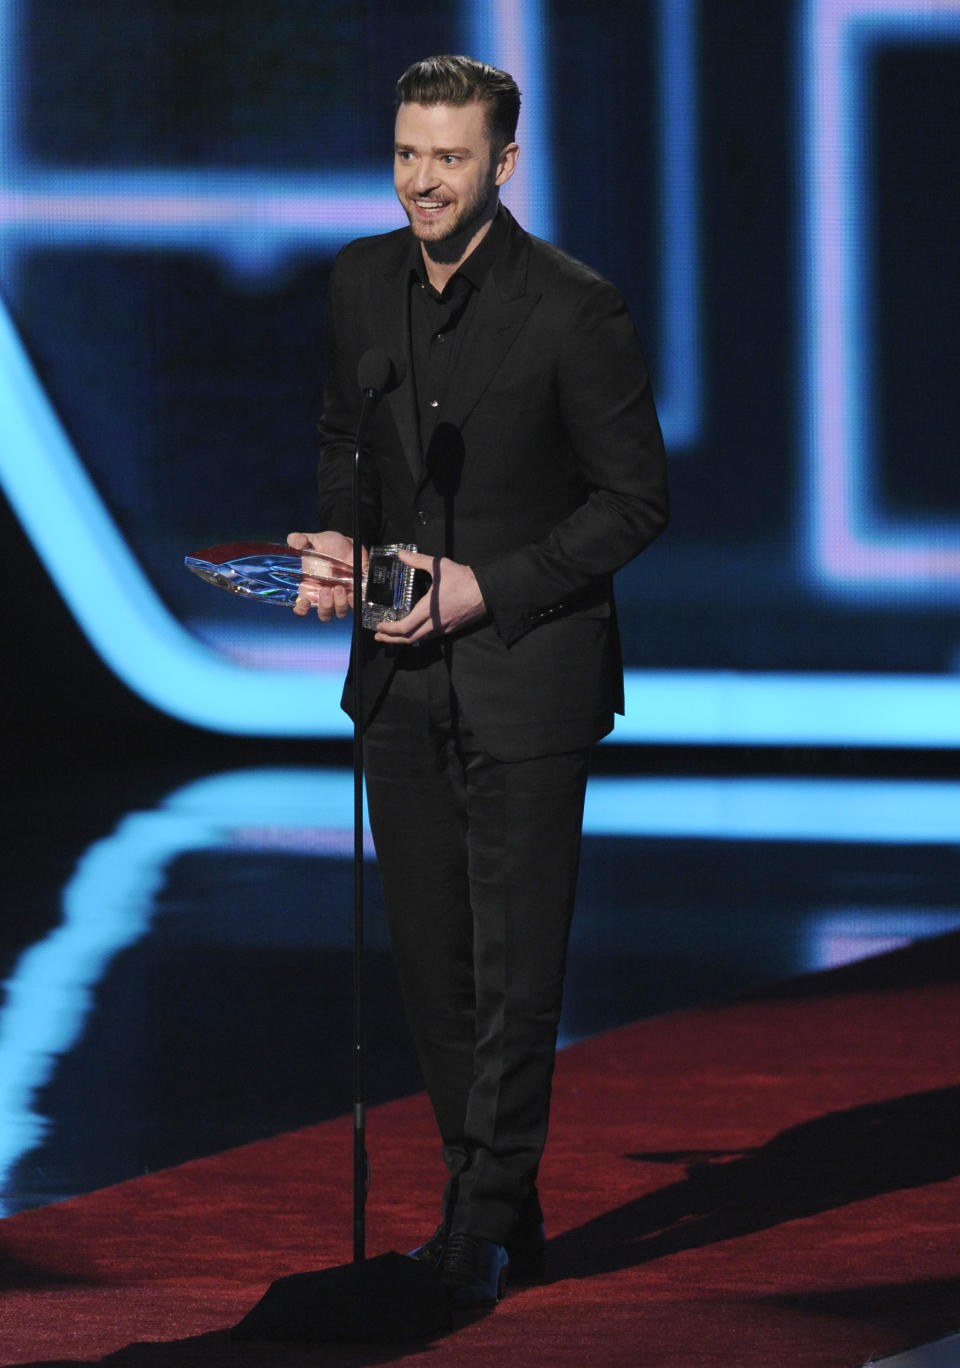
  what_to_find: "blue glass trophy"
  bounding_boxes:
[184,541,353,605]
[185,540,424,626]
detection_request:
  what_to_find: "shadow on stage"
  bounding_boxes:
[12,1083,960,1366]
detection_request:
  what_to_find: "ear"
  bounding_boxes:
[494,142,519,187]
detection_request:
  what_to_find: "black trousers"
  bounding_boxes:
[363,651,591,1245]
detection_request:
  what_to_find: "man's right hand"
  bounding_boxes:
[287,531,369,622]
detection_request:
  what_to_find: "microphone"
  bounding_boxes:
[357,348,404,398]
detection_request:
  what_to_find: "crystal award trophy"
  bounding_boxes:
[185,540,429,627]
[184,542,353,606]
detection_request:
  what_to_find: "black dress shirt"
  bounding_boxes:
[408,208,507,453]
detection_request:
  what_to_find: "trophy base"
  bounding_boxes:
[361,544,426,629]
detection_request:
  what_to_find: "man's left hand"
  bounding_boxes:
[373,550,486,644]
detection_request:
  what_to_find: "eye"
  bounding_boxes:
[441,155,460,166]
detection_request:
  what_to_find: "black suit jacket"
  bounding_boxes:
[317,207,668,761]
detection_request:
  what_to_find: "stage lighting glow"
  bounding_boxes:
[2,765,959,1210]
[800,0,960,598]
[1,0,958,743]
[0,0,706,736]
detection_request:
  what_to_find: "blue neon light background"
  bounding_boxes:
[0,0,958,742]
[4,0,960,1224]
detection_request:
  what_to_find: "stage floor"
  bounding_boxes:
[2,927,959,1367]
[2,748,959,1219]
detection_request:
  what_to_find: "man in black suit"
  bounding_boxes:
[290,55,667,1307]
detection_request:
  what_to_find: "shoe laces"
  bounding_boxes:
[442,1231,484,1282]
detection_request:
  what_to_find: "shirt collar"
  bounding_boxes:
[409,203,508,297]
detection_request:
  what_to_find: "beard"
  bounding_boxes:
[399,177,499,259]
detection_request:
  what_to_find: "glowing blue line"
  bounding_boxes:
[3,764,958,1209]
[7,287,960,753]
[0,172,402,265]
[585,775,960,844]
[5,288,960,744]
[467,0,699,444]
[0,295,351,735]
[801,0,960,597]
[463,0,554,241]
[803,909,960,975]
[0,771,355,1211]
[0,0,21,172]
[615,669,960,747]
[655,0,701,447]
[0,808,222,1213]
[3,0,956,743]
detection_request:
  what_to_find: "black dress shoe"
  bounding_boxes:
[439,1232,509,1308]
[408,1224,446,1268]
[410,1192,546,1278]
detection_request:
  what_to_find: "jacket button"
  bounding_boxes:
[415,510,430,525]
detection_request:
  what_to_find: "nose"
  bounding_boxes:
[411,160,439,195]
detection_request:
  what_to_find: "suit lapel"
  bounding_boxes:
[440,222,540,436]
[368,212,541,488]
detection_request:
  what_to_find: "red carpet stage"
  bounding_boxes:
[1,934,958,1367]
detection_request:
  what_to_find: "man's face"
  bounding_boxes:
[393,100,516,246]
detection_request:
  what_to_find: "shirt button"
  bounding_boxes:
[416,510,430,526]
[429,399,439,408]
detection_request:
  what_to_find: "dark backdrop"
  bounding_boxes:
[1,0,958,742]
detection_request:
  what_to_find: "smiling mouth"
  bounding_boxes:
[413,199,449,213]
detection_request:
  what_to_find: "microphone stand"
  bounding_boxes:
[346,347,397,1263]
[351,386,377,1265]
[233,351,451,1344]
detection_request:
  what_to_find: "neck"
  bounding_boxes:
[420,204,498,291]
